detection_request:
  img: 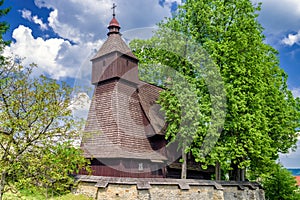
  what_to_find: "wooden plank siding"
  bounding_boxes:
[79,159,166,178]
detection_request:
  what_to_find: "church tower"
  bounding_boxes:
[90,6,139,85]
[80,4,167,178]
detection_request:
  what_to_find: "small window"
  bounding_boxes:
[138,163,143,171]
[126,60,129,66]
[103,60,106,66]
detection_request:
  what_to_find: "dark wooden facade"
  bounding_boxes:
[80,13,213,180]
[80,159,166,178]
[80,15,168,178]
[91,49,139,85]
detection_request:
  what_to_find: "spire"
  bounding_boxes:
[108,3,120,36]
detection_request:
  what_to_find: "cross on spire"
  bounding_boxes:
[112,3,117,17]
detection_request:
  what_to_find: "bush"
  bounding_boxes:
[262,164,300,200]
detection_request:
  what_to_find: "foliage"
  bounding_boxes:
[131,0,300,180]
[130,27,226,178]
[0,3,89,198]
[262,164,300,200]
[0,59,90,199]
[14,142,89,197]
[0,0,9,42]
[3,189,93,200]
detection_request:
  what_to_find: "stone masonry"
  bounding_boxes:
[74,175,265,200]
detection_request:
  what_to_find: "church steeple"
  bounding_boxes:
[107,3,120,36]
[90,3,139,85]
[80,4,168,179]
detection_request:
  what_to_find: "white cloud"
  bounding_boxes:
[254,0,300,34]
[279,140,300,168]
[291,87,300,98]
[70,92,91,120]
[47,9,82,43]
[34,0,172,42]
[21,9,32,20]
[249,0,300,48]
[20,9,48,31]
[5,0,173,88]
[7,25,105,83]
[0,0,180,111]
[164,0,182,6]
[282,31,300,46]
[32,15,48,31]
[6,25,74,79]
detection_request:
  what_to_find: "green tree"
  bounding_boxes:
[131,0,300,180]
[0,60,89,199]
[130,28,226,179]
[262,164,300,200]
[0,0,10,42]
[0,2,89,199]
[15,142,89,198]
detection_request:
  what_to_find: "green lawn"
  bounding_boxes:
[3,191,93,200]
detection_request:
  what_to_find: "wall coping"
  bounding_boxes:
[75,175,262,191]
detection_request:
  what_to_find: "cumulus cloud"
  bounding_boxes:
[282,31,300,46]
[34,0,172,43]
[5,25,103,87]
[5,25,82,79]
[5,0,173,87]
[21,9,32,20]
[20,9,48,30]
[253,0,300,35]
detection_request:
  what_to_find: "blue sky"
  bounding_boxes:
[1,0,300,168]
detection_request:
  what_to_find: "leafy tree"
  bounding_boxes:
[130,29,226,179]
[131,35,201,179]
[0,2,89,199]
[262,164,300,200]
[15,142,89,198]
[0,60,89,199]
[131,0,300,181]
[0,0,10,42]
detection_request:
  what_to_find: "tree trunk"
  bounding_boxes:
[46,185,48,199]
[181,147,187,179]
[0,171,7,200]
[229,163,245,181]
[240,169,245,181]
[215,161,221,181]
[230,163,239,181]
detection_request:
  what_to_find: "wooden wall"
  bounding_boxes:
[79,158,166,178]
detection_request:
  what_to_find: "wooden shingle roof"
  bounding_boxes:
[138,82,166,135]
[81,15,166,162]
[92,34,137,60]
[81,79,167,161]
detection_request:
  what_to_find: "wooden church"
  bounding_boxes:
[80,6,213,179]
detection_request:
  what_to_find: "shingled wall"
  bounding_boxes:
[74,175,265,200]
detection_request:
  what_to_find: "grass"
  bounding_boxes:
[3,190,93,200]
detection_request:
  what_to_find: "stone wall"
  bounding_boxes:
[74,175,265,200]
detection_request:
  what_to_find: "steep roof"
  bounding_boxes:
[81,79,166,161]
[138,81,166,135]
[81,15,166,162]
[91,34,137,60]
[91,16,137,60]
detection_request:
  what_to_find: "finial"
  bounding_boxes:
[112,3,117,17]
[107,3,120,36]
